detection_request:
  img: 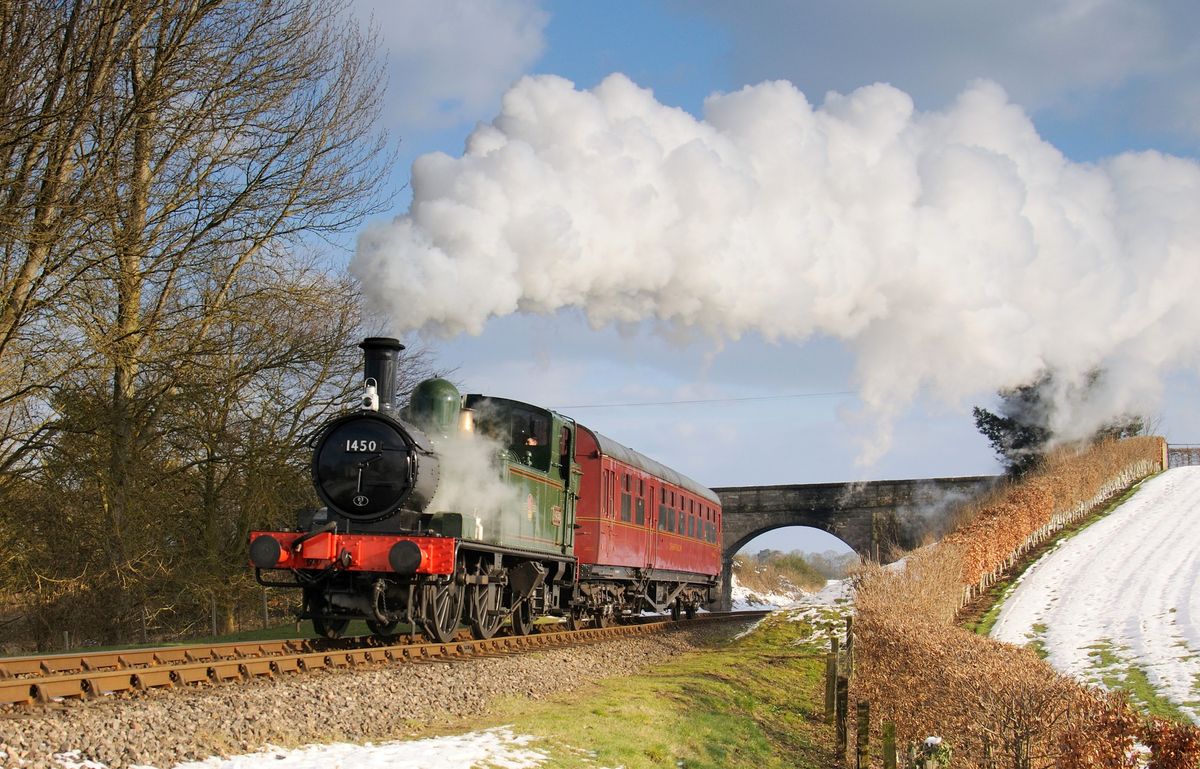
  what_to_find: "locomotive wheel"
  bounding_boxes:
[468,581,505,640]
[421,580,463,644]
[510,599,534,636]
[304,588,349,639]
[670,598,682,621]
[366,619,401,637]
[312,616,349,639]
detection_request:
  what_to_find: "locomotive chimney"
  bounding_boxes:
[359,337,405,412]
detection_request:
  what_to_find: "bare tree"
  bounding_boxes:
[0,0,400,644]
[0,1,156,477]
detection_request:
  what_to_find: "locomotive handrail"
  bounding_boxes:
[289,521,337,551]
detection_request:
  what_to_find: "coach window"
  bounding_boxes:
[668,508,676,532]
[636,496,645,525]
[621,474,632,522]
[688,515,695,538]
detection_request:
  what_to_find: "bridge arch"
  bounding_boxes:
[712,476,997,610]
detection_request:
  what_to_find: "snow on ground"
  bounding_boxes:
[729,573,810,610]
[152,728,552,769]
[729,572,855,645]
[991,466,1200,722]
[729,573,854,643]
[781,579,855,646]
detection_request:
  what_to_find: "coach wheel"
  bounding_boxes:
[670,598,682,621]
[469,579,505,640]
[684,602,698,620]
[594,607,612,629]
[421,580,463,644]
[565,607,588,631]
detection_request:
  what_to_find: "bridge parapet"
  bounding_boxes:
[1168,445,1200,468]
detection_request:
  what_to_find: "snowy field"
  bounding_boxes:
[991,466,1200,722]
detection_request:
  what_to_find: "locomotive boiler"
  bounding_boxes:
[249,337,722,641]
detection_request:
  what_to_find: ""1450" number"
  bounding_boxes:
[344,439,378,452]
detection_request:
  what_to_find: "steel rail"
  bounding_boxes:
[0,611,769,708]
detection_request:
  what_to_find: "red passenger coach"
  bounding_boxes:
[572,424,721,621]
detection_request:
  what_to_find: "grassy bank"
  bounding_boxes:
[464,610,842,768]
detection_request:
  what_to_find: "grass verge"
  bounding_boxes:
[465,611,840,768]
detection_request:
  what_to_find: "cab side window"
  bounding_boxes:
[510,409,551,470]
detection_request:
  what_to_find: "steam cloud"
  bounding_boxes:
[354,74,1200,454]
[426,430,520,537]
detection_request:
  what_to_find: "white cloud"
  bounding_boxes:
[351,0,548,131]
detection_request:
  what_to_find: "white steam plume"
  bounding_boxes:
[354,74,1200,456]
[426,430,520,538]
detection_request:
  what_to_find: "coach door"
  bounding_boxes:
[600,466,616,560]
[646,481,657,570]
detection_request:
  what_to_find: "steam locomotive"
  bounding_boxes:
[249,338,722,642]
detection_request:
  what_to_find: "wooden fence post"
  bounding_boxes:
[825,651,838,723]
[836,675,849,759]
[882,721,897,769]
[855,700,869,769]
[845,615,854,677]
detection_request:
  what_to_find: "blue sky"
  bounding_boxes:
[345,0,1200,555]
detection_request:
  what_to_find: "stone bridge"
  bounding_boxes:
[712,476,998,610]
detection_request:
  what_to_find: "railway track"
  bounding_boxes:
[0,610,768,708]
